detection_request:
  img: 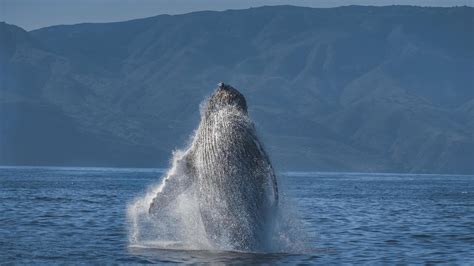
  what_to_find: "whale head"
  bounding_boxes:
[205,82,248,115]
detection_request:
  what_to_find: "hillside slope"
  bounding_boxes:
[1,6,473,173]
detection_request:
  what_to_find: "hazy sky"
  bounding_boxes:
[1,0,472,30]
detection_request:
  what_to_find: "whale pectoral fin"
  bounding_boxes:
[148,178,176,215]
[251,132,278,206]
[148,152,195,215]
[183,150,196,179]
[268,169,279,206]
[272,172,279,203]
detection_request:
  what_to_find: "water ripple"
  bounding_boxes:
[0,167,473,264]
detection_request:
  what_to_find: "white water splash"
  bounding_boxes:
[126,150,308,253]
[127,149,212,251]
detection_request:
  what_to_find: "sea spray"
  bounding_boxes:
[127,149,212,250]
[126,149,309,253]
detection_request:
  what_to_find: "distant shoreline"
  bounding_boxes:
[1,165,473,177]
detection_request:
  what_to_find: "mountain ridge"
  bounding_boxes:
[1,5,473,173]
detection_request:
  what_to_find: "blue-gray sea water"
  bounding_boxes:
[0,166,473,264]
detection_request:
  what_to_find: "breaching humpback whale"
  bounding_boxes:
[149,83,278,251]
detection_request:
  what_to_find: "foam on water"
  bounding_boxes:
[126,148,308,253]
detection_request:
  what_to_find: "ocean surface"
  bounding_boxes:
[0,166,473,264]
